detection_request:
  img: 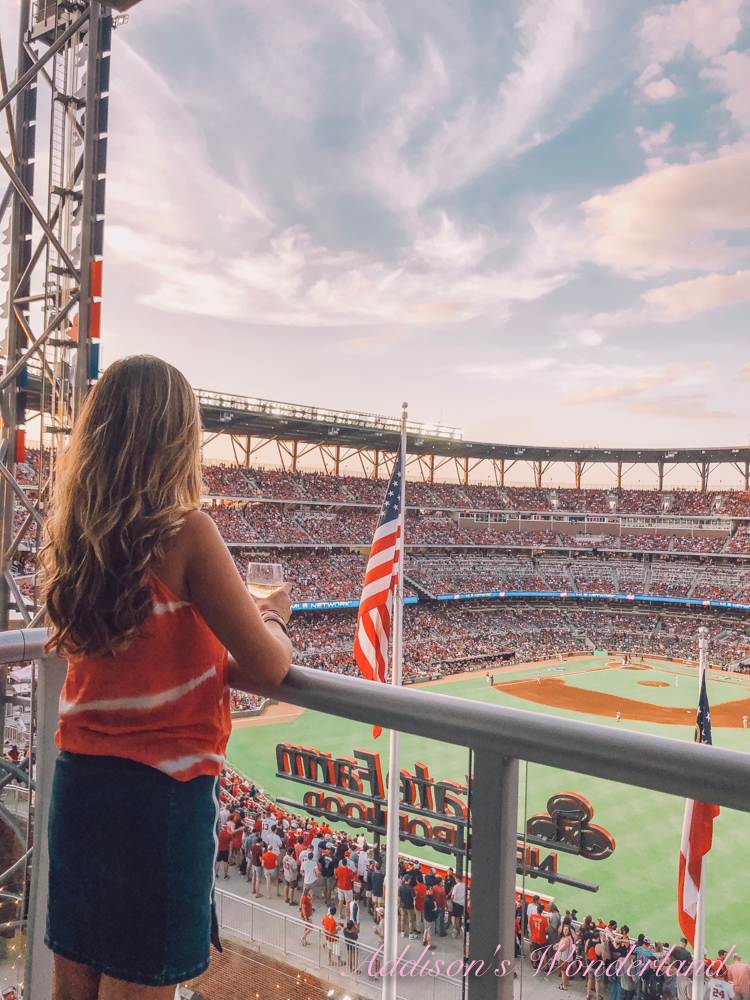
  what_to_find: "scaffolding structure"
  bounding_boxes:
[0,1,112,637]
[0,5,126,979]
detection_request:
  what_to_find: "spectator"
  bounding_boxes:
[282,847,299,906]
[728,957,750,1000]
[300,887,314,946]
[215,826,231,881]
[451,875,467,938]
[423,887,438,952]
[398,877,417,939]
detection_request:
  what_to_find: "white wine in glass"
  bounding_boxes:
[246,562,284,599]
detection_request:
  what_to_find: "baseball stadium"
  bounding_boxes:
[6,396,750,999]
[0,3,749,1000]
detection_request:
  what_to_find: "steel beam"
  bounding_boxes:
[74,1,105,417]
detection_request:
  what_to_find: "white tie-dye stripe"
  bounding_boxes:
[152,600,191,615]
[158,752,226,777]
[59,666,218,716]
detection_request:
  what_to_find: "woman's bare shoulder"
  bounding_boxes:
[154,510,222,599]
[180,508,220,540]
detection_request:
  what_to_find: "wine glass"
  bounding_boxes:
[246,562,284,599]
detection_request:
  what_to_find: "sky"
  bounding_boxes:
[2,0,750,484]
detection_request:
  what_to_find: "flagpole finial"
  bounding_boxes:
[402,401,408,409]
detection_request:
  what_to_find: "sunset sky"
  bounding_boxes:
[2,0,750,484]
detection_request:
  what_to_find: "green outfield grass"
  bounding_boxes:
[227,655,750,955]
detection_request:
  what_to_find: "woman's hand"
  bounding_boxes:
[254,582,292,623]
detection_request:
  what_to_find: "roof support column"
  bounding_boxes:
[745,461,749,492]
[658,461,664,492]
[574,462,583,489]
[701,462,710,492]
[428,454,435,483]
[534,460,543,489]
[373,449,379,480]
[616,462,622,489]
[290,439,297,473]
[494,459,505,487]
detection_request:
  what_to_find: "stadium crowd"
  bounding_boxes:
[211,766,744,985]
[286,604,749,676]
[202,463,750,517]
[203,500,743,555]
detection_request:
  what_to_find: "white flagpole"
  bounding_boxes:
[694,626,708,980]
[383,403,408,1000]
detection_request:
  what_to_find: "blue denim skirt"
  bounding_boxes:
[45,751,221,987]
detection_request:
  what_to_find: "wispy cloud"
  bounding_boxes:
[731,363,750,383]
[630,394,735,420]
[359,0,608,211]
[641,269,750,321]
[564,364,682,404]
[458,358,556,381]
[579,146,750,277]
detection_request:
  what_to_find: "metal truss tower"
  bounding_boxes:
[0,0,112,634]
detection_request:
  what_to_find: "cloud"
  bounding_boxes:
[458,358,556,381]
[555,330,604,348]
[629,393,735,420]
[638,74,679,102]
[638,0,741,65]
[577,329,603,346]
[358,0,610,211]
[731,363,750,383]
[641,269,750,321]
[701,50,750,137]
[564,364,682,404]
[635,122,675,152]
[580,146,750,277]
[104,35,579,328]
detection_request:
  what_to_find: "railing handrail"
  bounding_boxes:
[6,628,750,812]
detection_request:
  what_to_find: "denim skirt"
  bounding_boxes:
[45,751,221,987]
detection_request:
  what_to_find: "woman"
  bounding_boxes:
[555,923,578,990]
[41,357,293,999]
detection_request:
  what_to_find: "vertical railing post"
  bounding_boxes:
[24,652,66,1000]
[467,752,519,1000]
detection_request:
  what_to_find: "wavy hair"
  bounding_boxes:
[41,355,202,657]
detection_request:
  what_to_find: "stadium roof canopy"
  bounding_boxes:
[197,388,750,486]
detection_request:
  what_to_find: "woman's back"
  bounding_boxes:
[57,572,231,781]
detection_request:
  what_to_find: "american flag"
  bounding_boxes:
[353,445,404,734]
[678,671,720,946]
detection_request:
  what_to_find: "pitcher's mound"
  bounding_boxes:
[638,680,669,688]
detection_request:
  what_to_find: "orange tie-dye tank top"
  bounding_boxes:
[56,574,232,781]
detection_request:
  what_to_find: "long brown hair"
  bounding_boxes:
[41,355,202,657]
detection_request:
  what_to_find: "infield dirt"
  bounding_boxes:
[493,674,750,726]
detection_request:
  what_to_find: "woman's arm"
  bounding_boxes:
[180,510,293,686]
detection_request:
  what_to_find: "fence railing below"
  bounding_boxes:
[214,889,461,1000]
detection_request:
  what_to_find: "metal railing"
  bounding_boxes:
[2,627,750,1000]
[214,890,460,1000]
[0,784,29,818]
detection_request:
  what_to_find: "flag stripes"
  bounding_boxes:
[353,447,404,697]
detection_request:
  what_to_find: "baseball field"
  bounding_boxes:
[226,654,750,956]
